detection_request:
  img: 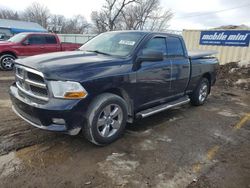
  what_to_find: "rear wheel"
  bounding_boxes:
[83,93,128,145]
[0,54,15,70]
[190,78,210,106]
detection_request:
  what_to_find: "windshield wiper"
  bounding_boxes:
[86,50,111,56]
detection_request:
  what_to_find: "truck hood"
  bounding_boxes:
[0,41,15,46]
[16,51,127,81]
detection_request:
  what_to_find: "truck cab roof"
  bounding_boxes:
[107,30,182,38]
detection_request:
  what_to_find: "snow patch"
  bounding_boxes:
[138,139,156,151]
[0,152,21,178]
[0,100,11,108]
[217,110,238,117]
[98,153,139,186]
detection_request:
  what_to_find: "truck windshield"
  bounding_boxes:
[8,33,28,43]
[79,32,145,57]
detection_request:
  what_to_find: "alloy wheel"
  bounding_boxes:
[199,83,208,102]
[1,56,14,70]
[97,104,123,138]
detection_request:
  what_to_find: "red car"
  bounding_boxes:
[0,32,81,70]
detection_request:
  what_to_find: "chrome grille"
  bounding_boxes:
[15,65,49,101]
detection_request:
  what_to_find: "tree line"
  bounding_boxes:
[0,0,173,34]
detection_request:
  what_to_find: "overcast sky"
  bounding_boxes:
[0,0,250,30]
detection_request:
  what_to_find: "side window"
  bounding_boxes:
[166,37,184,56]
[27,35,46,45]
[142,37,167,55]
[45,36,57,44]
[0,33,6,40]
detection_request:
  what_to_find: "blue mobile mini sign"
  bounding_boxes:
[200,30,250,47]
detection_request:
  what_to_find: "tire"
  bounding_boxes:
[0,54,15,71]
[190,77,210,106]
[83,93,128,145]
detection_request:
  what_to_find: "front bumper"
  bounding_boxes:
[9,84,88,135]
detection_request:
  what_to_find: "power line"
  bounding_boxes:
[174,3,250,20]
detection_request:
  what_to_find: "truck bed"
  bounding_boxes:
[188,50,217,59]
[61,43,81,51]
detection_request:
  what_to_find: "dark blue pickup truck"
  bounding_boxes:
[10,31,218,145]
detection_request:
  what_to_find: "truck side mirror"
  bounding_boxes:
[22,40,30,46]
[136,50,164,63]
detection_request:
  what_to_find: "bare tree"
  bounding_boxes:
[22,2,50,28]
[62,15,90,34]
[92,0,173,33]
[147,9,173,32]
[91,11,109,33]
[48,14,66,33]
[50,15,66,27]
[121,0,173,31]
[91,0,138,33]
[0,3,91,34]
[0,8,20,20]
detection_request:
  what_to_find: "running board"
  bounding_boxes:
[136,96,190,118]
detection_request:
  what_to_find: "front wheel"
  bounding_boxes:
[83,93,128,145]
[190,78,210,106]
[0,54,15,70]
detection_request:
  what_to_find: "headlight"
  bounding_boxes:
[49,81,88,99]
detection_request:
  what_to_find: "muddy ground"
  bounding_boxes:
[0,69,249,188]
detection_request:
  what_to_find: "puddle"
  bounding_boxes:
[0,152,21,178]
[98,153,139,186]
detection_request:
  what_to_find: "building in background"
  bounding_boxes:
[183,27,250,64]
[0,19,47,40]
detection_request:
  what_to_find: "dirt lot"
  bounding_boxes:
[0,67,249,188]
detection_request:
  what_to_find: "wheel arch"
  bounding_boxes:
[202,72,212,93]
[104,87,134,119]
[0,51,17,58]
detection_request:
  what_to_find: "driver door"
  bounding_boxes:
[20,34,47,56]
[135,36,172,110]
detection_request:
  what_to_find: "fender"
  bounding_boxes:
[0,48,18,58]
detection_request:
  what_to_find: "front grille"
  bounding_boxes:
[15,65,49,102]
[27,72,44,83]
[30,85,48,96]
